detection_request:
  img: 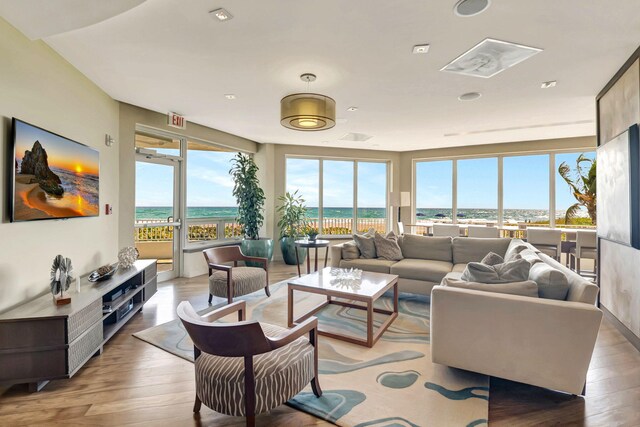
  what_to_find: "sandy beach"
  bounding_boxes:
[14,174,85,220]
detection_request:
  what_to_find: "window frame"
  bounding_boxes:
[412,148,596,228]
[285,155,391,238]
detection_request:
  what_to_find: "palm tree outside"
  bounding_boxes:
[558,154,596,225]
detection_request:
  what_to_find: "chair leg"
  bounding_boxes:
[193,395,201,413]
[208,293,212,304]
[246,415,255,427]
[264,284,271,297]
[311,377,323,397]
[576,257,581,275]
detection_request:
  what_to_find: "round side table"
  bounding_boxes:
[294,239,330,276]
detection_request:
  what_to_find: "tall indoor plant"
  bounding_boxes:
[277,191,308,265]
[230,153,273,263]
[558,154,596,225]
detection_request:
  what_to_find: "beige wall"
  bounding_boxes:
[597,57,640,341]
[0,18,120,312]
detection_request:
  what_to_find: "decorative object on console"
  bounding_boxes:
[50,254,73,305]
[118,246,139,269]
[88,263,118,282]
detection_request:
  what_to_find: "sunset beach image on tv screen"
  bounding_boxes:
[12,119,99,221]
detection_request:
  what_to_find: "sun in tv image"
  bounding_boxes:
[12,120,99,221]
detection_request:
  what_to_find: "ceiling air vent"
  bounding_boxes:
[441,38,542,78]
[339,133,373,142]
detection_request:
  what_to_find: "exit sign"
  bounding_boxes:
[167,112,186,129]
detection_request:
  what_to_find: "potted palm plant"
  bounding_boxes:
[558,154,597,225]
[230,153,273,264]
[276,191,308,265]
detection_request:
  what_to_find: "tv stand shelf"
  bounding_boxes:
[0,259,157,392]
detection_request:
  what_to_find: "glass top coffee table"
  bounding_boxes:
[287,267,399,348]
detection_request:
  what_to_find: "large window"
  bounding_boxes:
[357,162,388,233]
[556,152,596,227]
[414,151,596,228]
[286,158,389,236]
[415,160,453,223]
[503,155,549,225]
[185,141,240,242]
[457,157,498,223]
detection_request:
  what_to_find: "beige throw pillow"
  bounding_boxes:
[461,258,531,284]
[341,241,360,260]
[353,228,377,259]
[374,231,404,261]
[480,252,504,266]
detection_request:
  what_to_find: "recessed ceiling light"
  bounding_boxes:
[458,92,482,101]
[224,94,236,99]
[209,8,233,21]
[412,44,430,54]
[541,80,557,89]
[347,107,358,112]
[441,38,542,79]
[454,0,491,17]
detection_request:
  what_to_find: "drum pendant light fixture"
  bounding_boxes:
[280,73,336,131]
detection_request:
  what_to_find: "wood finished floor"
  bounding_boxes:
[1,262,639,426]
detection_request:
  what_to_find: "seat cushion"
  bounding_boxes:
[390,259,453,283]
[534,244,559,258]
[452,263,468,273]
[570,247,597,259]
[529,262,570,300]
[209,267,266,298]
[441,278,539,298]
[195,323,314,417]
[398,234,452,262]
[452,237,511,264]
[339,258,397,274]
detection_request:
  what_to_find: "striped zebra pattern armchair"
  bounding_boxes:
[177,300,322,427]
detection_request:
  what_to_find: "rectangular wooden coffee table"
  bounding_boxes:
[287,267,399,348]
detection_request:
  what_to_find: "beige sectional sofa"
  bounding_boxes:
[330,233,602,395]
[330,234,512,295]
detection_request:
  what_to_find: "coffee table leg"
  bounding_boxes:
[287,286,294,327]
[295,247,301,277]
[393,282,399,314]
[367,300,374,347]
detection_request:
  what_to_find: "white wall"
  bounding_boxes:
[0,18,120,312]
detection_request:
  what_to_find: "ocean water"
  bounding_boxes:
[136,206,571,222]
[52,167,99,207]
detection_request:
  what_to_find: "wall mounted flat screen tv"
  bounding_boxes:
[10,118,99,222]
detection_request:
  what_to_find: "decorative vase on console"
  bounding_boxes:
[50,254,73,305]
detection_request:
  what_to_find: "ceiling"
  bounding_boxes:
[2,0,640,151]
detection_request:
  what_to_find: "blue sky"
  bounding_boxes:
[415,152,595,211]
[135,150,595,212]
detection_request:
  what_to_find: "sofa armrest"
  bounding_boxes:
[329,243,346,268]
[430,286,602,395]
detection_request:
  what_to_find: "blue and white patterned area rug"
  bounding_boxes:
[133,281,489,427]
